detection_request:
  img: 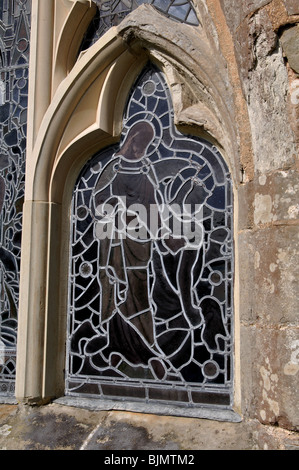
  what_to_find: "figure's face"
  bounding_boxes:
[118,122,154,161]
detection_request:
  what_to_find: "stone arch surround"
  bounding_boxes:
[15,0,251,417]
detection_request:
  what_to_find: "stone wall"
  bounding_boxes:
[215,0,299,431]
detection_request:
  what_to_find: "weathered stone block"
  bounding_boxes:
[253,169,299,224]
[234,7,277,78]
[232,8,297,174]
[240,325,299,430]
[280,24,299,73]
[283,0,299,15]
[238,168,299,230]
[220,0,272,33]
[238,225,299,325]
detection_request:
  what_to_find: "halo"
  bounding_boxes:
[122,112,163,157]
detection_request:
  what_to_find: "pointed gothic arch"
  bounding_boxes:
[15,3,243,421]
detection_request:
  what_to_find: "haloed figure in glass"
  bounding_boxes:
[68,66,233,402]
[71,119,225,380]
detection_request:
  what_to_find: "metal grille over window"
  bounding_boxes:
[66,64,234,409]
[80,0,200,50]
[0,0,31,397]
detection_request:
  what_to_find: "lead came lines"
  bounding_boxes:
[79,0,200,52]
[0,0,31,396]
[66,65,234,407]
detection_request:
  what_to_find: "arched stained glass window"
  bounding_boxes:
[66,64,234,410]
[0,0,31,397]
[80,0,200,50]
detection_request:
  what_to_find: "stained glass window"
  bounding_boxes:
[66,64,234,409]
[0,0,31,397]
[80,0,199,51]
